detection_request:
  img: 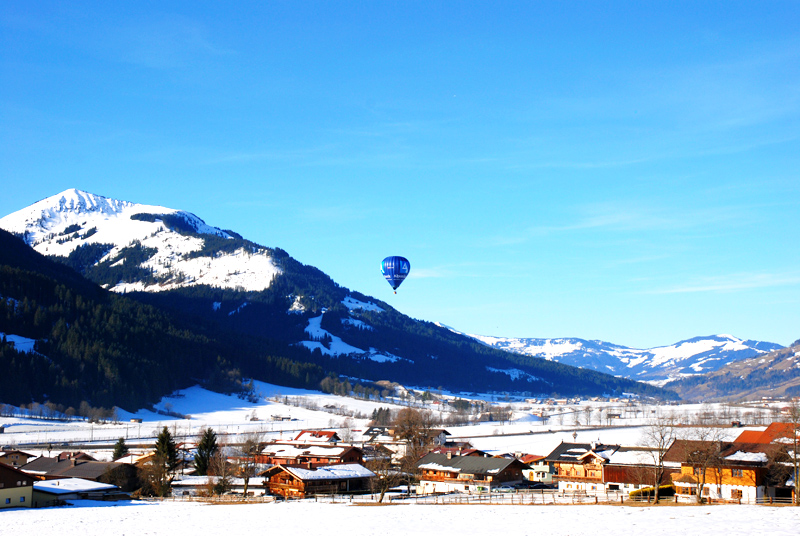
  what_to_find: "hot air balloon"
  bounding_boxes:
[381,256,410,293]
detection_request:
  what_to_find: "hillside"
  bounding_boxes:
[0,190,678,405]
[665,340,800,401]
[466,332,782,383]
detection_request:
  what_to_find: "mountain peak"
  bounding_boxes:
[0,189,280,293]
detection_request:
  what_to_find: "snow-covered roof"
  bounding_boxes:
[419,462,462,473]
[34,478,118,495]
[262,443,352,458]
[282,463,375,481]
[724,451,769,464]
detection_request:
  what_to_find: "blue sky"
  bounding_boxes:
[2,2,799,348]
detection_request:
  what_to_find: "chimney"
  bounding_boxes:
[446,452,452,460]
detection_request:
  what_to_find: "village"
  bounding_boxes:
[1,383,798,510]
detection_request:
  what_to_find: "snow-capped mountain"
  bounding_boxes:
[462,332,783,384]
[0,189,280,292]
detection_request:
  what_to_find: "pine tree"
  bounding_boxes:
[112,437,129,461]
[155,426,178,471]
[194,427,218,476]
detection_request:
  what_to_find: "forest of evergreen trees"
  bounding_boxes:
[0,225,676,414]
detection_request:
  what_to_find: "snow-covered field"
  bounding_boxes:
[1,383,792,531]
[4,500,800,536]
[1,380,773,460]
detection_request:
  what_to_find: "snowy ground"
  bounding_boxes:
[4,500,800,536]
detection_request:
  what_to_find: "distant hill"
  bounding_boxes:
[0,189,678,407]
[464,332,782,384]
[665,339,800,401]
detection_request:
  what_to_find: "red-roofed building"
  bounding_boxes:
[294,430,341,444]
[734,422,798,445]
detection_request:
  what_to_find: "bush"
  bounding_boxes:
[629,485,675,499]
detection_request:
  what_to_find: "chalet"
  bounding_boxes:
[545,442,671,494]
[261,463,374,498]
[255,442,363,468]
[415,453,529,494]
[0,449,35,468]
[0,463,34,509]
[663,439,774,503]
[294,430,341,444]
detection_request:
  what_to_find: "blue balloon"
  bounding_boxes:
[381,256,411,292]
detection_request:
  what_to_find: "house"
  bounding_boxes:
[544,442,670,494]
[294,430,341,444]
[0,463,34,509]
[519,454,554,484]
[20,453,139,490]
[32,478,126,507]
[415,453,529,494]
[0,449,35,468]
[546,442,620,493]
[255,442,363,468]
[663,439,774,503]
[261,463,375,498]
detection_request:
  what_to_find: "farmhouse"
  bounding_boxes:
[664,439,774,503]
[415,453,529,494]
[545,442,671,494]
[261,463,374,498]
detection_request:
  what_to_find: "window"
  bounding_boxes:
[731,468,743,478]
[20,496,25,503]
[731,489,743,499]
[5,498,9,504]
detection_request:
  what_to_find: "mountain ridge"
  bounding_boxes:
[448,330,782,384]
[1,189,678,403]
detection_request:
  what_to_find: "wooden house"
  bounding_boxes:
[415,453,529,494]
[663,439,774,503]
[261,463,374,498]
[0,449,35,468]
[545,442,670,494]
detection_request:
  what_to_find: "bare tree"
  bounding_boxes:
[680,427,726,504]
[365,456,402,503]
[639,412,677,503]
[236,431,263,496]
[339,417,355,443]
[781,400,800,505]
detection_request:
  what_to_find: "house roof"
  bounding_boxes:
[21,456,126,480]
[34,478,119,495]
[734,422,798,444]
[294,430,340,443]
[260,442,360,459]
[664,439,774,467]
[0,461,39,483]
[544,443,620,463]
[262,463,374,481]
[416,453,528,475]
[734,430,764,443]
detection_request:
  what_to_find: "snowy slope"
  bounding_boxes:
[0,189,281,292]
[463,330,782,383]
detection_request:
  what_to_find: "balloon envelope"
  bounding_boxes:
[381,256,411,290]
